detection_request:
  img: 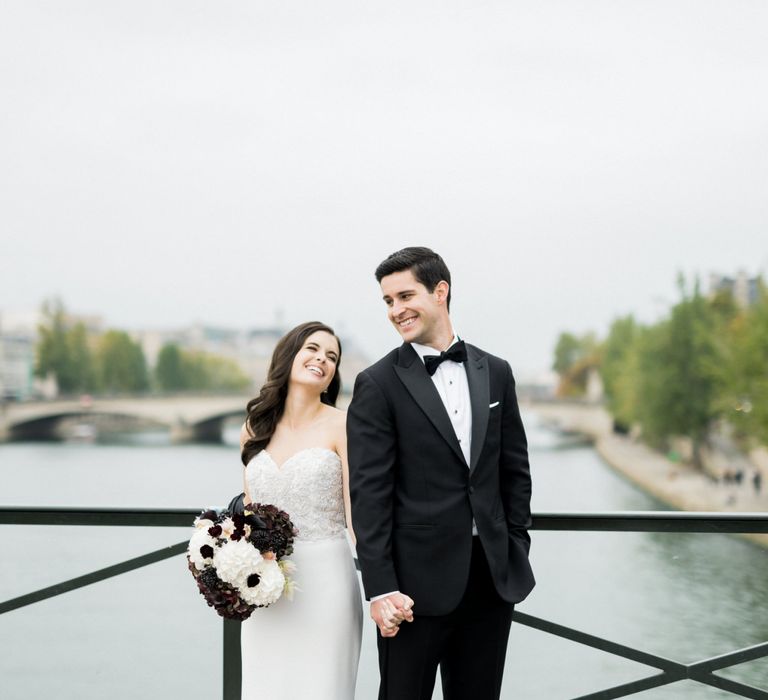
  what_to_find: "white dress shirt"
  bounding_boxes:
[410,335,472,466]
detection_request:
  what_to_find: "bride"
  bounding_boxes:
[239,321,363,699]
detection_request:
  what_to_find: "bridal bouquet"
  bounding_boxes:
[187,501,298,621]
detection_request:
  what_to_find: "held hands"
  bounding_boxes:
[370,593,414,638]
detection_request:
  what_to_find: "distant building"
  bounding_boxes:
[0,309,103,401]
[709,270,762,309]
[0,311,38,400]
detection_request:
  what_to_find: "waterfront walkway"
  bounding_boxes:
[529,402,768,548]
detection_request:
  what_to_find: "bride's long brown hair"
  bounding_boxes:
[241,321,342,466]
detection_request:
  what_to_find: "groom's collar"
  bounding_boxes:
[398,334,470,368]
[410,335,460,365]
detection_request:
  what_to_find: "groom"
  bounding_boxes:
[347,247,535,700]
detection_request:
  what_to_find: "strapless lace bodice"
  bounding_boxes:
[245,447,346,542]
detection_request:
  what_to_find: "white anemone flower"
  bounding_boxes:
[188,528,217,570]
[240,558,286,607]
[213,539,263,590]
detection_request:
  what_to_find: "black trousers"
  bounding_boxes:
[377,537,515,700]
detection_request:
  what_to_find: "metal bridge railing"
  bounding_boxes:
[2,507,767,700]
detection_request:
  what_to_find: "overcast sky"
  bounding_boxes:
[2,1,766,376]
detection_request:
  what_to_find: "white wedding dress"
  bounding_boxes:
[241,447,363,700]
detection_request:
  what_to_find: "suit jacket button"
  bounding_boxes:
[469,486,475,495]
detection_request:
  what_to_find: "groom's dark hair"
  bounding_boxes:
[375,246,452,311]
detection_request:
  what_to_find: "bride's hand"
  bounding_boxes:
[382,599,401,637]
[371,594,415,637]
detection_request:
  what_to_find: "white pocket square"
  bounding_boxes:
[489,401,500,408]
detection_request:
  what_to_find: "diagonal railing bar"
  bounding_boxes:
[688,642,768,700]
[689,641,768,673]
[512,611,683,671]
[570,671,679,700]
[569,664,768,700]
[512,612,768,699]
[0,540,187,615]
[694,674,768,700]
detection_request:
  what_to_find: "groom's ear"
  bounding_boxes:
[434,280,450,307]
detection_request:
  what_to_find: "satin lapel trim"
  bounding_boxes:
[465,350,489,472]
[394,358,466,465]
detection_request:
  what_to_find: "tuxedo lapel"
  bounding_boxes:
[394,344,466,465]
[465,345,490,472]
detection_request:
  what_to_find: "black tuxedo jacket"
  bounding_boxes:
[347,341,535,616]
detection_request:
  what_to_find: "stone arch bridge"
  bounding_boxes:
[0,395,252,443]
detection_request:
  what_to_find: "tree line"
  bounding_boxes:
[553,276,768,466]
[35,299,251,395]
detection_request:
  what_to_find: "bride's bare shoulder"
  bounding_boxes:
[320,403,345,416]
[319,407,347,453]
[320,405,346,432]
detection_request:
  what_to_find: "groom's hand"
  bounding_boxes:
[371,593,415,637]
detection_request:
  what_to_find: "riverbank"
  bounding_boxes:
[527,402,768,548]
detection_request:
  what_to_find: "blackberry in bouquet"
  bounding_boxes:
[187,496,298,620]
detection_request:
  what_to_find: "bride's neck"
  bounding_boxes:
[282,387,324,429]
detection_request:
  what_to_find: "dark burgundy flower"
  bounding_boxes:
[240,503,296,559]
[200,544,214,559]
[199,509,218,522]
[200,567,221,588]
[208,525,223,537]
[247,573,261,587]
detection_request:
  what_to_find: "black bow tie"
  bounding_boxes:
[423,341,468,376]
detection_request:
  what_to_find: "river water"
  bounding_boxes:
[1,411,766,699]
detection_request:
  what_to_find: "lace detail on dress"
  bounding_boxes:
[245,447,346,542]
